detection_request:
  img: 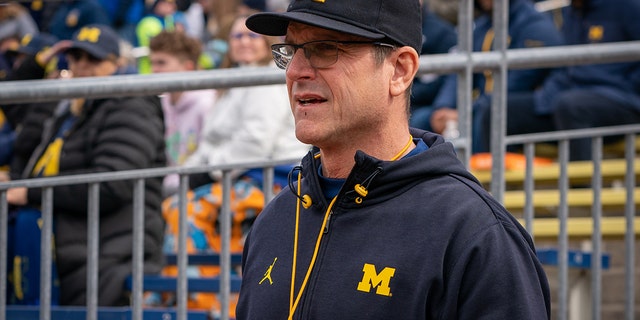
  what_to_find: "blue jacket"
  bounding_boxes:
[47,0,111,40]
[237,129,550,319]
[97,0,144,27]
[411,10,458,107]
[534,0,640,114]
[0,121,14,166]
[433,0,563,110]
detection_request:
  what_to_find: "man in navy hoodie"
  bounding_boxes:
[236,0,550,319]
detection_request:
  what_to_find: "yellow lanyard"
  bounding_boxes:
[288,136,413,319]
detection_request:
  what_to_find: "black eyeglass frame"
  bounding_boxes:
[271,40,396,70]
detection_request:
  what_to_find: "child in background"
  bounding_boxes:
[135,0,188,73]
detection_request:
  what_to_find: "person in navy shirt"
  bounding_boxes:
[428,0,563,153]
[537,0,640,160]
[409,4,458,131]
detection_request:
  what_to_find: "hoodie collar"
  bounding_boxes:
[296,129,479,210]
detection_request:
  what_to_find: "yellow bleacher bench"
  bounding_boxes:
[519,216,640,240]
[472,158,640,185]
[503,187,640,210]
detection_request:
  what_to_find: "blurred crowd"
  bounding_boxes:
[0,0,639,315]
[0,0,290,77]
[414,0,640,162]
[0,0,308,313]
[2,0,639,162]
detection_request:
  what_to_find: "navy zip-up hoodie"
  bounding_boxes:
[237,129,550,319]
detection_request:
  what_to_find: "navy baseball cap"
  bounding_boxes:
[67,24,120,60]
[245,0,423,54]
[12,33,59,56]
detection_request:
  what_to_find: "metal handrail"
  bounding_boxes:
[1,41,638,104]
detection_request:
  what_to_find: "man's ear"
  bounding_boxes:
[389,47,419,97]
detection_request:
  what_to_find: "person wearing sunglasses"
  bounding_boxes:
[235,1,550,319]
[3,24,166,307]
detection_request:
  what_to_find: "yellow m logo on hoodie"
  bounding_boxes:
[357,263,395,296]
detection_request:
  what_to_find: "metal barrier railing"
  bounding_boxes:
[1,41,638,104]
[506,124,639,320]
[0,158,300,320]
[1,130,636,320]
[1,0,639,319]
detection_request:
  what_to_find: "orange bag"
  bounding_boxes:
[146,178,271,318]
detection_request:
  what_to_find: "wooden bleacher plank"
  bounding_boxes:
[503,187,640,209]
[518,217,640,240]
[472,158,640,185]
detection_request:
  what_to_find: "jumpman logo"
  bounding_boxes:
[259,257,277,285]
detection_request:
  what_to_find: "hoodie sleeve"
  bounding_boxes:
[441,213,551,319]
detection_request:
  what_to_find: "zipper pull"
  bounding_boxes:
[323,211,333,234]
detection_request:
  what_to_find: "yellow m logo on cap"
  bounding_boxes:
[77,27,101,43]
[357,263,395,296]
[588,25,604,42]
[21,34,33,46]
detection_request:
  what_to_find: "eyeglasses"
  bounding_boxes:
[66,49,102,63]
[271,40,396,70]
[230,32,263,40]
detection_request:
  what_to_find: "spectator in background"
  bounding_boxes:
[46,0,111,40]
[199,0,239,44]
[0,2,39,43]
[0,110,13,168]
[1,33,59,171]
[181,10,309,186]
[97,0,145,45]
[2,24,166,306]
[0,52,9,80]
[409,3,457,131]
[156,11,309,317]
[149,30,216,196]
[427,0,460,26]
[1,33,60,122]
[2,32,71,307]
[22,0,62,32]
[192,0,244,69]
[182,0,206,41]
[5,32,59,72]
[541,0,640,160]
[0,1,39,80]
[427,0,563,153]
[136,0,189,73]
